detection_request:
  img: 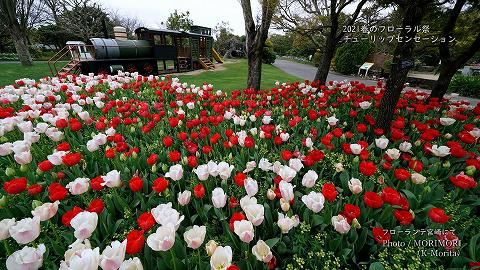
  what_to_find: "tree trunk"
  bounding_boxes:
[376,2,429,132]
[9,26,33,66]
[429,62,458,101]
[247,49,262,90]
[314,36,336,85]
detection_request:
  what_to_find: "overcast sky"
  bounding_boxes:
[99,0,263,36]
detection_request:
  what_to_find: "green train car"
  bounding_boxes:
[48,25,223,76]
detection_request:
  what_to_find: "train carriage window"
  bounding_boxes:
[154,35,163,45]
[165,35,173,46]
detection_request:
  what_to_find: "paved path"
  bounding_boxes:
[273,59,479,106]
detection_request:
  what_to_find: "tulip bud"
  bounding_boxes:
[334,163,344,172]
[31,200,42,209]
[0,195,7,207]
[131,151,138,159]
[267,189,276,200]
[376,176,384,184]
[444,133,452,139]
[151,164,157,173]
[162,163,168,172]
[206,240,218,256]
[352,156,359,163]
[424,186,431,193]
[414,140,422,146]
[466,165,476,176]
[120,153,127,161]
[130,126,136,133]
[36,168,43,175]
[5,167,15,177]
[137,122,143,128]
[442,161,450,168]
[280,198,290,212]
[20,164,29,173]
[181,156,188,165]
[352,218,361,229]
[0,137,8,143]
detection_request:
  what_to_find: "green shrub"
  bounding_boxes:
[448,74,480,97]
[263,40,276,64]
[334,40,374,75]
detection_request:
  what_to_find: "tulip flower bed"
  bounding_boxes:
[0,73,480,270]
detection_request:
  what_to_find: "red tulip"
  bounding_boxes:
[87,198,104,214]
[372,227,391,245]
[363,191,383,209]
[48,182,68,201]
[152,177,169,193]
[428,208,451,224]
[126,230,145,254]
[129,176,144,192]
[193,183,205,198]
[321,183,338,202]
[62,152,82,166]
[3,177,27,194]
[137,212,156,231]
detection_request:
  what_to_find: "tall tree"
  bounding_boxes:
[274,0,368,84]
[375,0,434,132]
[0,0,45,66]
[240,0,279,90]
[58,1,113,41]
[165,10,193,31]
[429,0,480,101]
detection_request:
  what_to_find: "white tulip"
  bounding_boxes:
[0,218,16,240]
[6,244,45,270]
[348,178,363,194]
[288,158,303,172]
[9,216,41,244]
[258,158,272,171]
[439,117,455,126]
[211,187,227,208]
[251,240,273,263]
[349,144,363,155]
[327,115,338,126]
[277,213,300,233]
[399,141,413,153]
[244,203,265,226]
[146,225,176,251]
[178,190,192,206]
[411,173,426,184]
[243,161,256,173]
[375,137,389,150]
[239,196,257,210]
[279,180,294,202]
[193,164,210,180]
[430,145,450,157]
[183,225,206,249]
[385,148,401,160]
[278,165,296,182]
[60,247,100,270]
[66,178,90,195]
[217,162,234,180]
[102,170,121,188]
[70,212,98,241]
[359,101,371,109]
[165,164,183,181]
[31,201,60,221]
[207,161,219,177]
[233,220,254,243]
[210,246,232,270]
[151,202,184,230]
[301,191,325,213]
[119,257,143,270]
[14,151,32,165]
[244,177,258,197]
[99,240,127,270]
[48,151,67,165]
[0,142,13,156]
[332,215,351,234]
[301,170,318,188]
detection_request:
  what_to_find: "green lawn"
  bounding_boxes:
[177,59,302,90]
[0,61,59,86]
[0,59,302,90]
